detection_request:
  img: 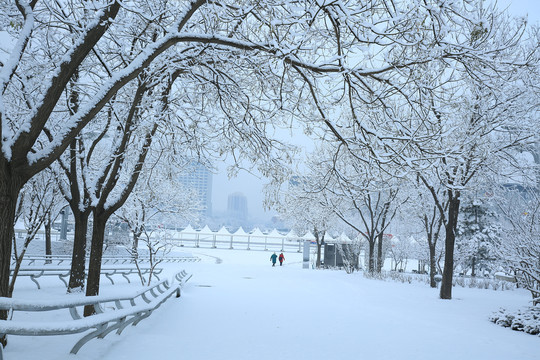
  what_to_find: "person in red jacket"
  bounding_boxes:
[278,252,285,266]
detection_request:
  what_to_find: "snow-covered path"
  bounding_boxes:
[5,249,539,360]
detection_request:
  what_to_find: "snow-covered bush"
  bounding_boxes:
[365,270,515,292]
[490,307,540,336]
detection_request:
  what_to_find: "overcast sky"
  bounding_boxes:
[212,0,540,221]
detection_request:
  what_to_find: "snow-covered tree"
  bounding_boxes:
[9,169,63,296]
[307,7,538,298]
[388,237,414,272]
[495,187,540,306]
[117,164,201,257]
[455,194,500,276]
[325,152,403,274]
[271,173,338,269]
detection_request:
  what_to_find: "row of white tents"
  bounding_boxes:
[173,225,356,244]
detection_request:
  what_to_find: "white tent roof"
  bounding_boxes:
[267,229,282,238]
[181,224,196,233]
[250,227,265,237]
[216,226,231,235]
[285,229,299,239]
[199,225,213,234]
[234,227,248,236]
[337,232,351,243]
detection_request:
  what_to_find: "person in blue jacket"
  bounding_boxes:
[270,253,278,266]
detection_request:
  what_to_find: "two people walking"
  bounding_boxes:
[270,252,285,266]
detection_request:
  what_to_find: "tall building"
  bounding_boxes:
[227,192,248,222]
[179,162,213,218]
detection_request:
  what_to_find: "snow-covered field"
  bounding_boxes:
[4,248,539,360]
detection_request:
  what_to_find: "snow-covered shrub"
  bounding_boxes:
[490,307,540,336]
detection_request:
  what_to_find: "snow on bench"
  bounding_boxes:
[11,266,163,289]
[0,270,192,358]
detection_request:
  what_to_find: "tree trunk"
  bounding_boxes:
[0,173,22,347]
[316,240,322,269]
[132,231,140,257]
[68,211,90,292]
[8,235,33,296]
[440,191,460,300]
[45,215,52,264]
[376,234,384,273]
[84,214,107,316]
[368,240,375,273]
[429,243,437,288]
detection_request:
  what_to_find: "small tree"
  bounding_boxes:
[495,186,540,305]
[129,226,173,286]
[269,172,337,269]
[9,170,63,296]
[455,195,499,276]
[336,235,364,274]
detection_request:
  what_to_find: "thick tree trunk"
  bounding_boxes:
[0,173,23,347]
[440,192,460,300]
[84,214,107,316]
[68,211,90,292]
[368,240,375,273]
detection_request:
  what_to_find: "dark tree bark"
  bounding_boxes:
[84,214,107,316]
[44,214,52,264]
[440,190,461,300]
[83,83,159,315]
[68,211,90,292]
[313,227,325,269]
[0,172,24,335]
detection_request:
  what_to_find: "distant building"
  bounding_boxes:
[227,192,248,222]
[179,162,213,218]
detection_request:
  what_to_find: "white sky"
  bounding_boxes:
[212,1,540,221]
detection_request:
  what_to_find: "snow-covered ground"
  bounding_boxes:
[4,249,539,360]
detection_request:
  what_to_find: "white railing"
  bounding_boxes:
[0,270,191,358]
[172,232,307,252]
